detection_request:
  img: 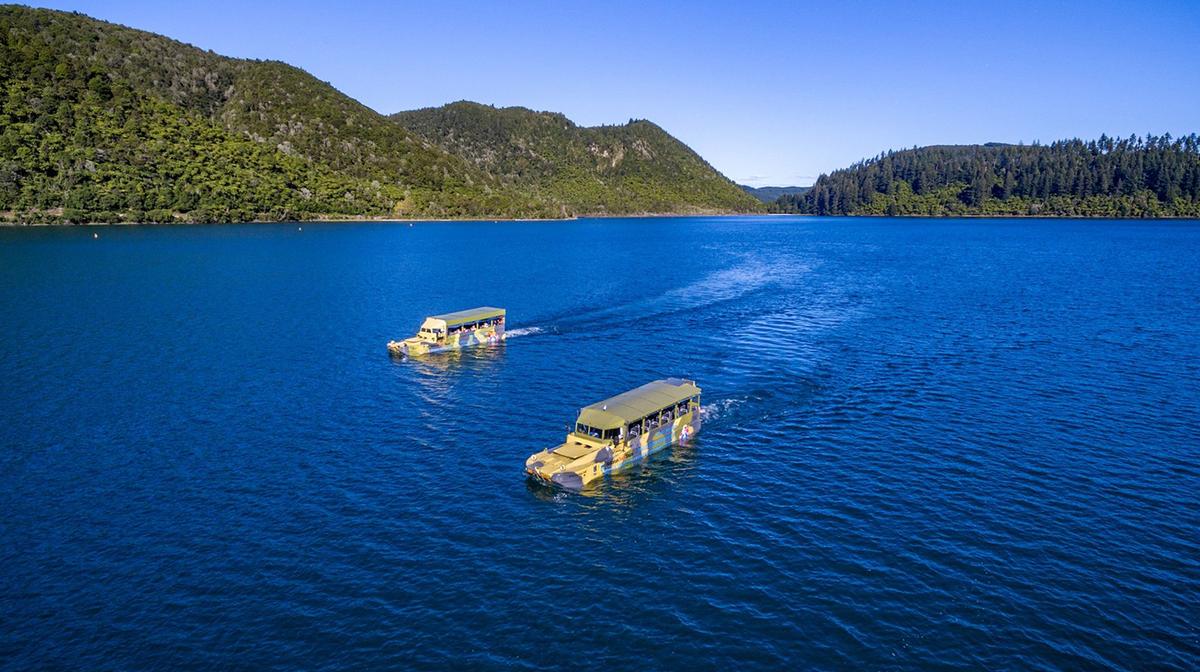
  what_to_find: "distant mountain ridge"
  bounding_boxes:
[0,6,756,223]
[391,102,761,215]
[739,185,811,203]
[773,137,1200,217]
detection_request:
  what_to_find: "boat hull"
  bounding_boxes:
[526,413,700,490]
[388,323,505,357]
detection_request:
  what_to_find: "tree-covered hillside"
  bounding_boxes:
[391,101,762,215]
[740,185,810,203]
[0,7,753,224]
[774,137,1200,217]
[0,6,557,222]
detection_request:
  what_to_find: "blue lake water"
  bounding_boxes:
[1,216,1198,670]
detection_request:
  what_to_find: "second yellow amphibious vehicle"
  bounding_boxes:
[525,378,701,490]
[387,307,505,357]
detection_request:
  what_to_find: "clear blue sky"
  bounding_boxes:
[33,0,1200,186]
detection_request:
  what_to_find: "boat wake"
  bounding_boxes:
[700,397,749,424]
[531,255,808,337]
[503,326,545,339]
[591,258,786,323]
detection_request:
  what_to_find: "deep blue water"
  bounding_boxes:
[2,216,1198,670]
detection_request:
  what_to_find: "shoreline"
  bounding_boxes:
[3,212,1199,227]
[0,210,766,227]
[764,212,1200,220]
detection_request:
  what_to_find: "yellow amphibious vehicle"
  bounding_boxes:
[525,378,701,489]
[388,307,505,356]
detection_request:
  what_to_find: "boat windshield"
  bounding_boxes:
[575,424,619,441]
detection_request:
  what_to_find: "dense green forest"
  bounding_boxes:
[0,6,751,224]
[7,7,1192,224]
[0,6,555,222]
[740,185,810,203]
[773,137,1200,217]
[392,102,761,214]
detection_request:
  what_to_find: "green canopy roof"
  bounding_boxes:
[576,378,701,430]
[429,307,505,328]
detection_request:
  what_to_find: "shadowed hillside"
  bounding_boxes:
[391,101,762,215]
[740,185,810,203]
[0,6,559,222]
[0,7,754,223]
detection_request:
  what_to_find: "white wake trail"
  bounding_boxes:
[504,326,545,339]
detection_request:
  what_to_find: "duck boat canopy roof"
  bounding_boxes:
[576,378,701,430]
[422,307,505,330]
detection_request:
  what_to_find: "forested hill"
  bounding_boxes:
[391,102,761,215]
[0,7,753,224]
[0,6,557,222]
[740,185,810,203]
[774,136,1200,217]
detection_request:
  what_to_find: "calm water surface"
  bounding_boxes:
[2,217,1198,670]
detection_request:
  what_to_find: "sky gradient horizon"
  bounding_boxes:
[30,0,1200,186]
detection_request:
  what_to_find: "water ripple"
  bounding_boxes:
[1,218,1199,670]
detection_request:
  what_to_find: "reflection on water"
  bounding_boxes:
[524,440,702,503]
[393,342,510,420]
[394,341,507,371]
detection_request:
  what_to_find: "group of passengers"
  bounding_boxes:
[446,317,503,336]
[578,400,695,442]
[625,401,693,439]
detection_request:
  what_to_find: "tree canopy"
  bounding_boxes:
[0,7,754,224]
[392,101,761,215]
[774,137,1200,218]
